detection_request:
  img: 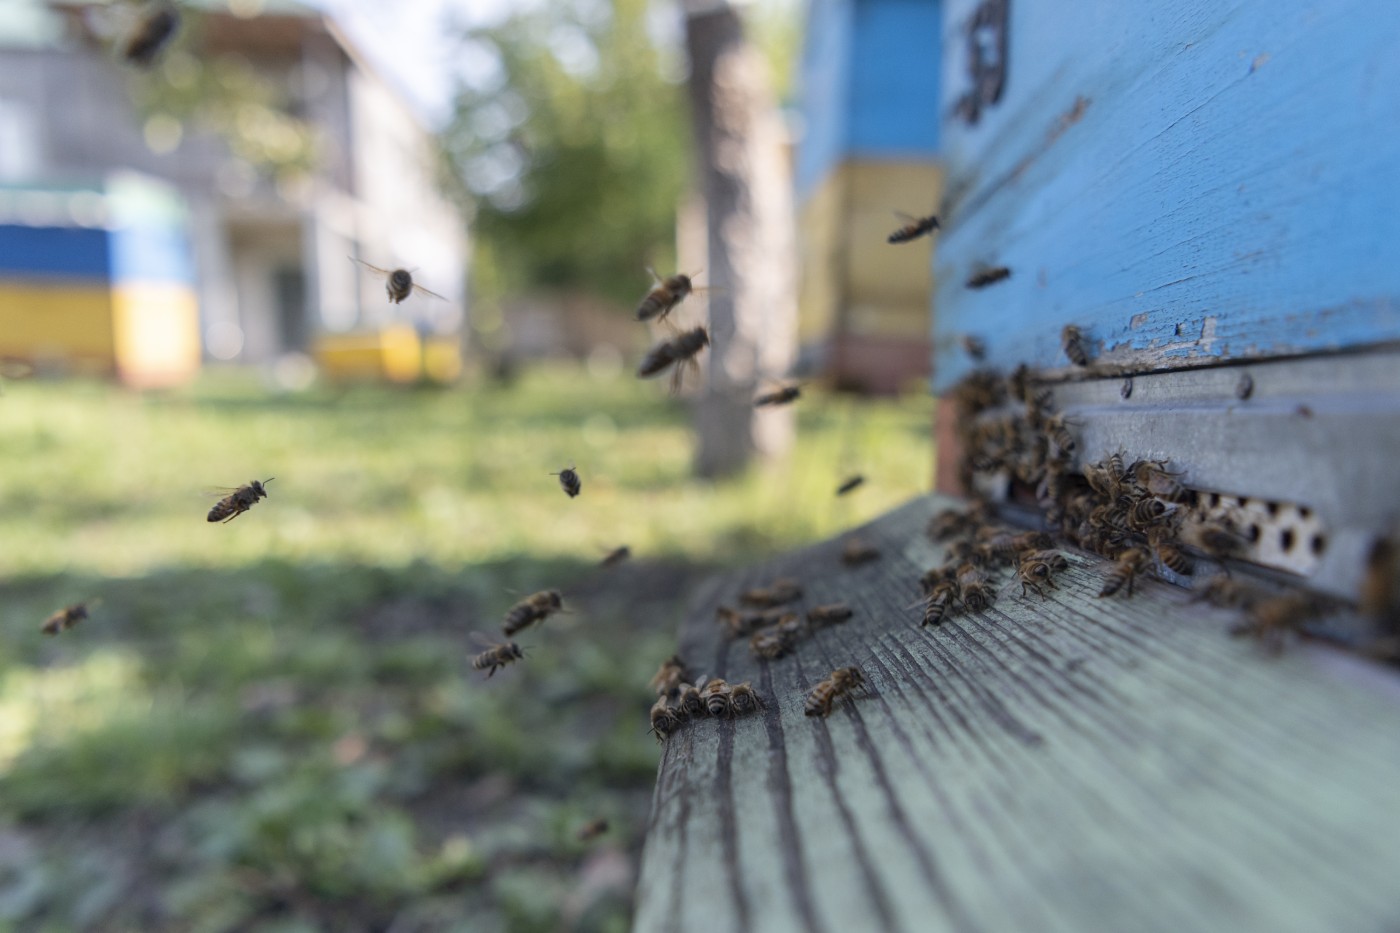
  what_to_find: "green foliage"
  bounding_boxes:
[0,365,931,930]
[445,0,691,305]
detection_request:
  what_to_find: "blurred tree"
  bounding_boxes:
[444,0,691,307]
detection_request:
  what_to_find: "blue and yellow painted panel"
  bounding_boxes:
[932,0,1400,392]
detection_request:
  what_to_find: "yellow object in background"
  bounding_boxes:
[316,324,423,384]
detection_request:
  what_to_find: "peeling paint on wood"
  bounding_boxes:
[933,0,1400,391]
[634,496,1400,933]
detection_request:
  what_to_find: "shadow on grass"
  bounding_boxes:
[0,553,718,932]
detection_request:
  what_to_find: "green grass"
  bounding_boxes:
[0,364,931,932]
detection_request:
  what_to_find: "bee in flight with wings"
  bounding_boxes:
[635,268,715,323]
[207,478,273,524]
[886,211,940,244]
[349,257,446,305]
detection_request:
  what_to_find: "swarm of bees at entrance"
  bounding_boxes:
[645,654,764,742]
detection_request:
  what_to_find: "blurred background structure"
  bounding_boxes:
[0,0,469,385]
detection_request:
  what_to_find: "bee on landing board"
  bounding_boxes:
[649,695,681,742]
[675,682,706,720]
[648,654,691,696]
[122,2,180,66]
[754,385,802,407]
[637,326,710,394]
[1015,556,1059,598]
[502,590,564,637]
[207,478,273,524]
[576,818,609,843]
[470,638,525,678]
[836,475,865,496]
[965,265,1012,289]
[702,678,734,718]
[635,269,705,323]
[42,601,96,636]
[841,536,881,566]
[740,578,802,608]
[729,681,762,716]
[887,212,940,244]
[807,602,854,627]
[1098,548,1150,598]
[349,257,445,305]
[551,465,581,498]
[1061,325,1090,366]
[804,666,868,718]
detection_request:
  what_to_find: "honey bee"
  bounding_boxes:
[675,682,706,720]
[41,601,94,636]
[1061,325,1089,366]
[1230,593,1317,650]
[717,605,784,638]
[740,578,802,608]
[649,696,682,742]
[637,326,710,393]
[807,603,854,627]
[804,666,868,718]
[1147,527,1192,575]
[959,335,987,360]
[1022,549,1069,572]
[1097,548,1149,598]
[122,1,180,66]
[1133,460,1189,502]
[965,265,1012,289]
[956,563,991,612]
[887,212,940,244]
[600,545,631,568]
[648,653,691,696]
[729,681,762,715]
[576,818,609,842]
[1127,497,1168,531]
[207,478,273,523]
[928,507,973,541]
[503,590,564,637]
[1361,538,1399,623]
[702,678,734,718]
[635,269,700,322]
[754,385,802,407]
[1044,414,1076,454]
[750,629,790,660]
[1015,556,1059,598]
[349,258,446,304]
[551,465,581,498]
[841,536,881,566]
[1189,520,1247,561]
[920,580,960,627]
[1192,573,1261,609]
[1008,363,1033,403]
[470,639,525,677]
[836,474,866,496]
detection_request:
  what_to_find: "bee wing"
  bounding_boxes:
[410,282,447,301]
[468,631,506,649]
[348,256,392,278]
[893,210,921,224]
[200,485,242,498]
[645,265,663,285]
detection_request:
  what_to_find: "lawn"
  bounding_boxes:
[0,364,932,932]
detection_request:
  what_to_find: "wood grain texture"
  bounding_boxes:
[634,496,1400,933]
[932,0,1400,392]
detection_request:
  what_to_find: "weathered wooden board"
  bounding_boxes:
[634,496,1400,933]
[932,0,1400,391]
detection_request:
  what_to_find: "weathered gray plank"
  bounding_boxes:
[634,495,1400,933]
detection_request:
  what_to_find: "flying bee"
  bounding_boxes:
[887,211,940,244]
[207,478,273,523]
[836,474,865,496]
[804,666,868,718]
[1133,460,1189,502]
[1015,556,1059,598]
[807,602,854,627]
[122,1,180,66]
[648,653,691,696]
[730,681,762,716]
[675,682,706,720]
[841,536,881,566]
[576,818,609,843]
[502,589,564,637]
[740,578,802,608]
[754,384,802,407]
[1098,548,1149,598]
[551,465,581,498]
[649,696,682,742]
[470,638,525,678]
[41,600,95,636]
[1061,325,1090,366]
[349,257,446,304]
[637,326,710,394]
[956,563,991,612]
[965,265,1012,289]
[1147,527,1192,575]
[702,678,734,718]
[635,268,705,322]
[600,545,631,568]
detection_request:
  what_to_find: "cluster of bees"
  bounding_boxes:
[646,655,763,741]
[923,506,1066,625]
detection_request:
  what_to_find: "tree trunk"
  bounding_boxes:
[683,0,797,479]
